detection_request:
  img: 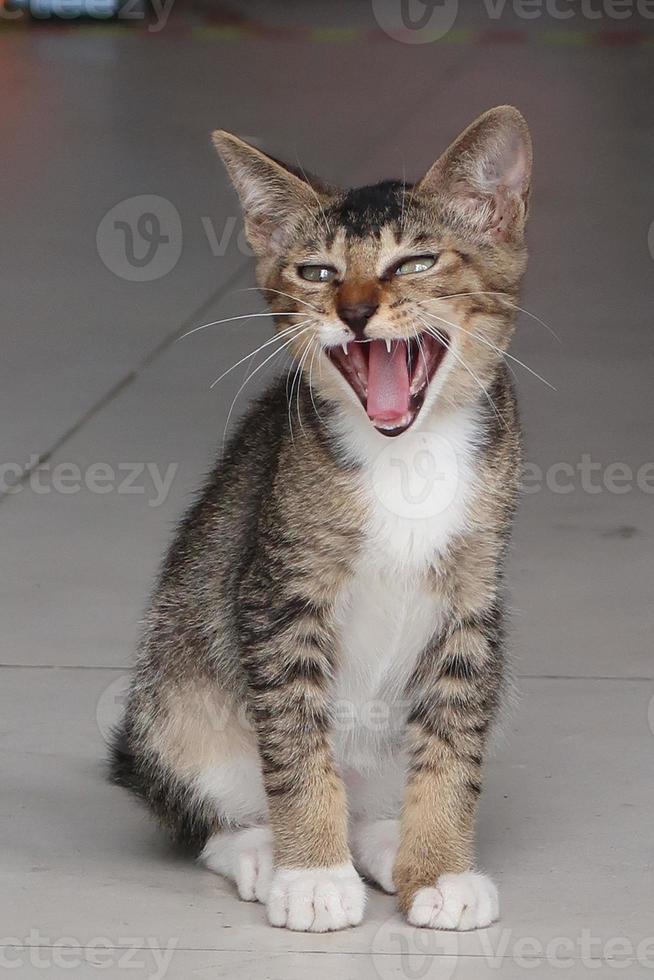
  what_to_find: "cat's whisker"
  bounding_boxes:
[419,309,556,391]
[399,162,407,235]
[421,292,561,343]
[412,326,430,389]
[307,340,324,424]
[179,310,305,342]
[209,321,312,389]
[293,336,314,438]
[221,336,297,452]
[292,334,315,439]
[415,315,507,429]
[235,286,323,314]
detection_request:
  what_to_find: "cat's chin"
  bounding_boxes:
[325,332,448,438]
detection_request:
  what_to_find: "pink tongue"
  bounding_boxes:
[366,339,410,423]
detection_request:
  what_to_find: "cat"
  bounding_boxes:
[110,105,531,933]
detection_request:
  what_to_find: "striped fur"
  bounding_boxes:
[110,107,531,932]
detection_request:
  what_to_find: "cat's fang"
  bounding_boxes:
[326,331,448,436]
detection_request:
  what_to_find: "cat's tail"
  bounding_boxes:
[106,722,220,853]
[107,723,136,788]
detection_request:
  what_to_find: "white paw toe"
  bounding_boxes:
[200,826,273,903]
[267,863,366,932]
[408,872,499,931]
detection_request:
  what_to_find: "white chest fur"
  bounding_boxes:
[330,403,480,773]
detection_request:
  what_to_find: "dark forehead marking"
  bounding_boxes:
[327,179,414,240]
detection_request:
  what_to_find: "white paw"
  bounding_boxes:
[199,826,273,903]
[408,872,499,930]
[351,818,399,893]
[267,863,366,932]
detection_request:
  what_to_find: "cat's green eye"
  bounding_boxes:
[298,264,338,283]
[394,255,437,277]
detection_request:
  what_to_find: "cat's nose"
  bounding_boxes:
[337,302,379,338]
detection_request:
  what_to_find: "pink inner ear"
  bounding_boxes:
[488,185,524,241]
[497,137,531,199]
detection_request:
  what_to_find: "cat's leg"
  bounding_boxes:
[114,675,276,905]
[239,582,365,932]
[194,752,274,903]
[393,600,503,930]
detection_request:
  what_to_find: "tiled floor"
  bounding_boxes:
[2,3,653,977]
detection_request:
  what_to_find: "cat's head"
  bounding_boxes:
[213,107,532,438]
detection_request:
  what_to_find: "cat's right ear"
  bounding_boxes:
[212,131,330,256]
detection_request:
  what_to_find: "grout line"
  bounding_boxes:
[516,673,654,681]
[0,261,249,502]
[0,942,630,964]
[0,47,475,496]
[0,663,132,670]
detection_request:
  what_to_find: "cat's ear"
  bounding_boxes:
[212,131,333,255]
[418,106,532,242]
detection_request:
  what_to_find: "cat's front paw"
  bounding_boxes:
[200,826,273,903]
[267,863,366,932]
[407,872,499,930]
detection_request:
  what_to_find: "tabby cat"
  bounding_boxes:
[110,106,532,933]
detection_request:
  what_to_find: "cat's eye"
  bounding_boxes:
[297,264,338,283]
[393,254,437,277]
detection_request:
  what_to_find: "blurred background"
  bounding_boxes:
[1,2,653,977]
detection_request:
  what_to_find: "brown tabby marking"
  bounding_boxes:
[110,106,532,931]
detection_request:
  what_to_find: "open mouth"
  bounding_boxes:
[326,333,448,436]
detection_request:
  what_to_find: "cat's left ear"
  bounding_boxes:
[418,106,532,242]
[212,131,333,256]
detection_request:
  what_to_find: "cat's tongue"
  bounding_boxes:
[366,339,410,424]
